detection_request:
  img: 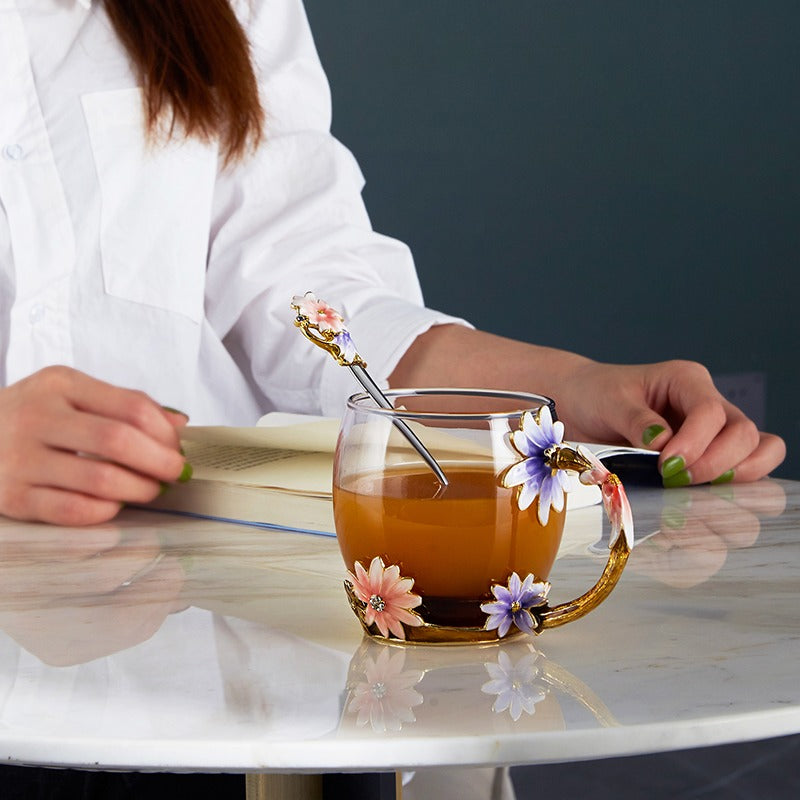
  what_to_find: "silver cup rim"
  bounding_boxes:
[345,387,557,422]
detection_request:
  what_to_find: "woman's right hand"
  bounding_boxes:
[0,366,189,525]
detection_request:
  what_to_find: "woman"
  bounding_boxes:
[0,0,784,527]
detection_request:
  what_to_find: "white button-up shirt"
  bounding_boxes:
[0,0,462,423]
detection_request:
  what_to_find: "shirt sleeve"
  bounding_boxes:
[204,0,469,418]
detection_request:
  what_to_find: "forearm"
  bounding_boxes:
[388,324,593,412]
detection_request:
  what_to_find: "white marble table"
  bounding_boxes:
[0,479,797,798]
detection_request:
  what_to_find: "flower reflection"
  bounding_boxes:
[481,650,547,721]
[347,646,424,732]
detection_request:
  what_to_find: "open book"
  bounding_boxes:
[144,415,340,535]
[144,414,650,537]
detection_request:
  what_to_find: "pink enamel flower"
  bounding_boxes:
[291,291,345,334]
[347,556,423,640]
[577,446,635,549]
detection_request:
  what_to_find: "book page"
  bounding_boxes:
[185,421,339,453]
[180,432,333,496]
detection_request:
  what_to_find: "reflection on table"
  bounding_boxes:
[0,479,796,778]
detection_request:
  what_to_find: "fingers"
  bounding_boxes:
[41,411,186,485]
[659,403,754,485]
[600,360,786,487]
[662,415,785,488]
[615,397,674,452]
[20,448,167,503]
[725,432,787,484]
[0,366,191,526]
[50,367,185,450]
[1,486,125,527]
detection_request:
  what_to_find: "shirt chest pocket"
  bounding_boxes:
[81,88,218,324]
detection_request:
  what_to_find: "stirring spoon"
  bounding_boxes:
[291,292,449,488]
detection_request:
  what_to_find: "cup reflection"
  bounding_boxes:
[341,638,618,736]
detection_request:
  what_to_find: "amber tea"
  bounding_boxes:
[334,464,565,627]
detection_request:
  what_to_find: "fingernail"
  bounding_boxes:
[661,455,685,479]
[642,424,665,446]
[711,469,735,485]
[178,462,193,483]
[162,406,188,418]
[159,481,171,496]
[663,468,691,489]
[662,508,686,529]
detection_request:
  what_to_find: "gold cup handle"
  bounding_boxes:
[532,442,635,632]
[536,535,631,631]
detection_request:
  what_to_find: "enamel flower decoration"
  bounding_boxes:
[502,406,578,525]
[481,572,551,637]
[482,650,547,721]
[347,556,423,640]
[347,647,424,733]
[576,446,635,549]
[332,329,358,363]
[292,291,363,365]
[291,291,345,333]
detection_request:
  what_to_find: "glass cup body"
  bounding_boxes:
[333,389,564,628]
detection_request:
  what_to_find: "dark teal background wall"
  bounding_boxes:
[304,1,799,478]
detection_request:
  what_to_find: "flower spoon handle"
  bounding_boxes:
[291,293,449,488]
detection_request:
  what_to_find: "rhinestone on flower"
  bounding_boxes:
[369,595,386,613]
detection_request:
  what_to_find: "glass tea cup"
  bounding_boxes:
[333,389,634,645]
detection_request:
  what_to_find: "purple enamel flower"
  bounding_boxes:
[333,330,358,364]
[480,572,551,637]
[502,405,577,526]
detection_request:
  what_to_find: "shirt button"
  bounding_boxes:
[3,144,24,161]
[28,304,46,325]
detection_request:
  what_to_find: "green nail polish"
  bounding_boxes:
[178,462,193,483]
[162,406,188,417]
[661,455,685,479]
[642,424,665,446]
[158,481,170,496]
[711,469,735,485]
[663,469,691,489]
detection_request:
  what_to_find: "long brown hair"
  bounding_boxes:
[104,0,264,164]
